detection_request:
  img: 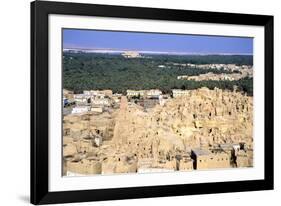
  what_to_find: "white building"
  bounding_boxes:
[127,89,163,98]
[172,89,190,98]
[71,106,90,114]
[146,89,162,98]
[74,94,90,103]
[91,107,103,113]
[126,90,145,97]
[91,98,110,106]
[83,90,96,96]
[83,90,113,98]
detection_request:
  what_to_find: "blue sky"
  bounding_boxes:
[63,29,253,55]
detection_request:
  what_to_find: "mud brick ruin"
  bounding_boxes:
[63,87,253,175]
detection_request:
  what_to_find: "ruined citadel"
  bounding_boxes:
[63,87,253,176]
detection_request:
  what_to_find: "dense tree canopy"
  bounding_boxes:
[63,53,253,95]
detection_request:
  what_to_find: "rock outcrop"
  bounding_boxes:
[63,87,253,175]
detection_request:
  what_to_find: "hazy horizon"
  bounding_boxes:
[63,29,253,55]
[63,48,253,56]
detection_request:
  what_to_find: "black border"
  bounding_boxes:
[31,1,274,204]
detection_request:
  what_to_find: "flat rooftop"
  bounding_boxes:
[191,148,211,156]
